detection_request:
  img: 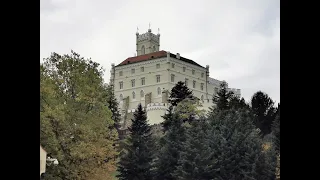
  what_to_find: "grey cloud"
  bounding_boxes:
[41,0,280,103]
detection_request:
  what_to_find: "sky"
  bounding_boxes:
[40,0,280,103]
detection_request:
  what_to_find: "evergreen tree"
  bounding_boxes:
[173,119,215,180]
[105,84,121,129]
[251,91,277,136]
[161,106,175,132]
[154,112,186,180]
[117,104,155,180]
[271,104,280,154]
[162,81,195,132]
[206,109,276,180]
[168,81,194,106]
[229,96,250,111]
[209,81,234,115]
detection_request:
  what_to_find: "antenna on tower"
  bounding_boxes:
[158,28,160,34]
[149,23,151,29]
[137,27,139,33]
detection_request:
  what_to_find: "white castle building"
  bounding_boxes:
[110,28,240,131]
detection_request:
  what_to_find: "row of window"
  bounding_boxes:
[119,75,204,90]
[119,87,163,101]
[119,89,206,102]
[118,64,205,78]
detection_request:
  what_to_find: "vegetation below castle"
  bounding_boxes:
[40,51,280,180]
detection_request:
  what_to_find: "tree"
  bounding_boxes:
[173,119,215,179]
[161,106,175,132]
[105,84,121,129]
[206,109,276,180]
[251,91,278,136]
[154,112,186,180]
[175,98,206,123]
[209,81,234,115]
[229,96,250,111]
[40,51,117,180]
[272,103,280,154]
[117,104,155,180]
[168,81,194,106]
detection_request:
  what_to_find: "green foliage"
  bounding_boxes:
[209,81,235,115]
[251,91,278,136]
[173,119,215,180]
[168,81,194,106]
[229,96,250,111]
[105,84,121,129]
[207,109,276,180]
[161,106,175,132]
[175,98,206,123]
[271,104,280,154]
[40,51,117,180]
[154,112,186,180]
[117,104,155,180]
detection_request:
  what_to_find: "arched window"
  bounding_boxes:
[140,90,144,98]
[119,94,123,101]
[132,91,136,99]
[141,45,145,55]
[157,87,161,95]
[201,95,204,102]
[153,46,156,52]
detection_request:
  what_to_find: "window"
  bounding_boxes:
[201,72,204,78]
[119,81,123,89]
[183,67,186,72]
[157,87,161,95]
[192,69,195,75]
[119,94,123,101]
[172,63,175,68]
[141,77,145,85]
[119,71,123,76]
[171,74,175,82]
[141,45,145,55]
[156,75,160,83]
[131,68,135,74]
[201,83,204,91]
[131,79,135,87]
[140,90,144,98]
[201,95,204,102]
[185,78,188,86]
[141,67,144,72]
[153,46,156,52]
[156,64,160,69]
[132,91,136,99]
[193,80,196,88]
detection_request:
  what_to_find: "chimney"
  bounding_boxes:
[176,53,180,59]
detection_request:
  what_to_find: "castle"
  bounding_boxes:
[110,28,241,135]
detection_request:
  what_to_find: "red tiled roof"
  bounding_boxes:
[116,50,167,66]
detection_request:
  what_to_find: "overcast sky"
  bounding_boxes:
[40,0,280,103]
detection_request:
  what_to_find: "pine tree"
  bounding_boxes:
[154,112,186,180]
[229,96,250,111]
[161,106,175,132]
[117,104,155,180]
[105,84,121,129]
[251,91,277,136]
[271,104,280,154]
[207,109,276,180]
[168,81,194,106]
[209,81,234,116]
[173,119,215,180]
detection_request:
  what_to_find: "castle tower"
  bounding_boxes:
[136,26,160,56]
